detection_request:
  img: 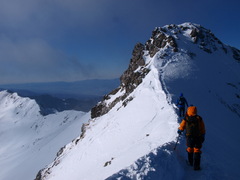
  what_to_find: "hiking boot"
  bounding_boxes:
[194,152,201,170]
[188,152,193,166]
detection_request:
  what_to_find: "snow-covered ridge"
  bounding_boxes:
[36,22,240,180]
[147,22,240,61]
[0,90,88,180]
[107,23,240,179]
[92,22,240,121]
[91,42,150,118]
[36,62,179,180]
[2,22,240,180]
[0,90,40,120]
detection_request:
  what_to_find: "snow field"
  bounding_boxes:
[42,68,179,180]
[1,22,240,180]
[0,91,88,180]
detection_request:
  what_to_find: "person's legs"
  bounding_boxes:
[186,137,194,165]
[179,107,184,117]
[187,151,194,166]
[193,152,201,170]
[178,107,182,117]
[182,106,185,117]
[193,137,203,170]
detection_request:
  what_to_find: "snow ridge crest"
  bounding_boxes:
[91,22,240,120]
[34,22,240,180]
[147,22,238,58]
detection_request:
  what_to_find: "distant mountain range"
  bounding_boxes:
[0,79,120,114]
[1,22,240,180]
[0,78,120,98]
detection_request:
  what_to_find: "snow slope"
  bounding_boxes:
[38,23,240,180]
[109,23,240,179]
[36,61,179,180]
[2,22,240,180]
[160,23,240,179]
[0,91,89,180]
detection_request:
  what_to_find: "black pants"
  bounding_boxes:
[186,136,202,152]
[178,107,185,117]
[186,136,203,170]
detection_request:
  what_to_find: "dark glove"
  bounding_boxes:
[178,129,183,135]
[201,134,205,143]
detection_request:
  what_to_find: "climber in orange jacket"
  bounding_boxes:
[178,106,206,170]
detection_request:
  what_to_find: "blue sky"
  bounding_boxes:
[0,0,239,84]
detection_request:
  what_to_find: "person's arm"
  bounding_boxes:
[179,119,186,131]
[199,117,206,142]
[178,119,186,134]
[199,118,206,135]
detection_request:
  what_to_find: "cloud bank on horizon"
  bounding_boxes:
[0,0,239,84]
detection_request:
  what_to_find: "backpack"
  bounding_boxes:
[185,115,201,137]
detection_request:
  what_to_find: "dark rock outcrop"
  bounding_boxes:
[91,43,150,118]
[146,28,178,57]
[91,23,240,119]
[231,47,240,62]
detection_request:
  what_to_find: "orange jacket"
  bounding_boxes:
[179,106,206,136]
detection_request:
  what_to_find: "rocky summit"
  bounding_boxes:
[91,22,240,120]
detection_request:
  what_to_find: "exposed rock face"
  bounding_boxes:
[231,47,240,62]
[91,43,150,118]
[187,25,240,60]
[33,23,240,180]
[145,27,178,57]
[91,23,240,119]
[181,24,229,54]
[120,43,146,94]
